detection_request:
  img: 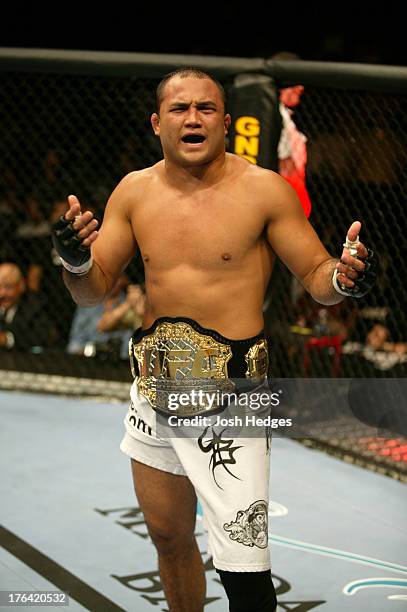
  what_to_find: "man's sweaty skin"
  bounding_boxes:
[57,72,371,612]
[61,75,367,339]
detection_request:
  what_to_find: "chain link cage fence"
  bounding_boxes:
[0,52,406,480]
[267,86,407,378]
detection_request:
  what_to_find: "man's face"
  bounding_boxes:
[151,76,231,167]
[367,324,388,349]
[0,266,25,310]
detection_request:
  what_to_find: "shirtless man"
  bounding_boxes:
[52,68,376,612]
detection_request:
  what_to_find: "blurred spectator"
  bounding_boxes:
[366,323,389,350]
[0,262,56,351]
[67,276,145,360]
[366,323,406,355]
[343,322,407,373]
[293,289,358,339]
[97,283,146,333]
[20,197,144,348]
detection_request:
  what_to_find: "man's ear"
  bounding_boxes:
[151,113,160,135]
[224,114,232,134]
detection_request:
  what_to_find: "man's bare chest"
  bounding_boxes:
[131,192,264,269]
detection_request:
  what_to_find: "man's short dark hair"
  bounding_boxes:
[155,68,226,113]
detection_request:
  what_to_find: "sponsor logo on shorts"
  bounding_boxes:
[128,401,153,437]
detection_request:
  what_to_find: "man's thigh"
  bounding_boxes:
[131,459,198,543]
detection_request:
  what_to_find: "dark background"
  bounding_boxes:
[1,3,405,66]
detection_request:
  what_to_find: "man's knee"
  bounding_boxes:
[147,522,195,557]
[217,569,277,612]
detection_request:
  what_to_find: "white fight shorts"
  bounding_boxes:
[120,381,272,572]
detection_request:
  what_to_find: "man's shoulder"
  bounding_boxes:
[228,154,289,192]
[118,163,163,189]
[227,154,301,219]
[108,164,163,209]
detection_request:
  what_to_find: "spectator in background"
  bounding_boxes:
[67,274,145,360]
[0,262,56,350]
[97,283,146,335]
[342,321,407,374]
[272,51,312,219]
[292,283,358,336]
[365,323,406,355]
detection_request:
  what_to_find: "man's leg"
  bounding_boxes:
[131,459,205,612]
[171,415,275,611]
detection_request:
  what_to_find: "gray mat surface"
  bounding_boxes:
[1,391,406,611]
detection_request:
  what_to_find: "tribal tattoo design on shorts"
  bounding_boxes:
[197,426,243,489]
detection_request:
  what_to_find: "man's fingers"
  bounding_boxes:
[334,224,377,299]
[65,194,82,221]
[77,218,99,239]
[337,224,373,291]
[337,272,355,288]
[64,195,96,236]
[81,230,99,247]
[356,241,368,259]
[73,210,94,230]
[336,262,359,280]
[346,220,362,243]
[67,194,81,207]
[340,252,365,271]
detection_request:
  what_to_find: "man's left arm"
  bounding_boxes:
[265,176,377,305]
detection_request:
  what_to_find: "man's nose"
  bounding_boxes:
[184,108,201,126]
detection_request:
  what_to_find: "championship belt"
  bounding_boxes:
[129,318,269,417]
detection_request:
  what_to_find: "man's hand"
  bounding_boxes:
[52,195,99,275]
[333,221,377,298]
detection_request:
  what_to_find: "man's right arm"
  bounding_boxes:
[53,175,138,307]
[262,172,375,305]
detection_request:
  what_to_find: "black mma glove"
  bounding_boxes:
[332,235,377,298]
[52,215,93,275]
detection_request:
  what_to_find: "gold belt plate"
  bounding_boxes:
[129,321,234,413]
[245,338,269,380]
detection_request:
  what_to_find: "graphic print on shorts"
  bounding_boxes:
[223,500,268,549]
[197,426,242,490]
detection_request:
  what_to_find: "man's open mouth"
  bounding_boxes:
[181,134,206,144]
